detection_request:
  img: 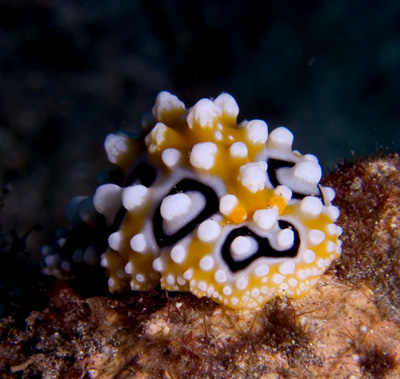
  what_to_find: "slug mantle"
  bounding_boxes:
[50,91,342,309]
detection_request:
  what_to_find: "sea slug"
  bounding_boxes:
[46,91,342,309]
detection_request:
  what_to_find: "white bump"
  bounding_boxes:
[255,264,269,277]
[214,93,239,120]
[177,276,186,286]
[214,131,223,141]
[300,196,323,218]
[277,161,322,193]
[166,274,175,286]
[308,230,326,245]
[327,241,337,253]
[108,231,124,251]
[136,274,145,283]
[239,162,268,193]
[161,148,182,168]
[251,288,260,298]
[236,277,248,290]
[187,98,222,129]
[219,194,238,216]
[170,245,187,264]
[279,261,295,275]
[152,257,165,273]
[223,286,232,295]
[277,228,295,249]
[152,91,186,123]
[324,205,340,221]
[253,208,278,231]
[197,220,221,243]
[122,185,149,211]
[183,268,194,280]
[145,122,168,153]
[124,261,134,275]
[161,193,192,221]
[304,249,316,263]
[199,255,215,271]
[320,186,336,204]
[215,270,227,283]
[104,133,132,165]
[261,286,269,294]
[273,274,285,284]
[289,278,298,287]
[190,142,218,170]
[229,142,248,158]
[273,185,292,203]
[130,234,147,253]
[297,269,308,280]
[326,224,339,236]
[230,236,258,261]
[317,258,326,269]
[93,183,123,222]
[267,126,294,148]
[231,297,239,306]
[245,120,269,144]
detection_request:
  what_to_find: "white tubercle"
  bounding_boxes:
[170,244,187,264]
[130,233,147,253]
[229,142,248,159]
[104,133,131,165]
[308,230,326,245]
[266,126,294,149]
[279,261,295,275]
[145,122,168,153]
[161,148,182,168]
[239,162,268,193]
[160,193,192,221]
[300,196,323,218]
[273,185,292,203]
[122,184,149,211]
[276,228,295,249]
[253,208,279,231]
[197,220,221,243]
[244,120,269,144]
[275,161,322,195]
[93,183,123,224]
[108,231,125,251]
[230,236,258,261]
[190,142,218,170]
[152,91,186,123]
[214,93,239,120]
[187,98,222,129]
[199,255,215,271]
[219,194,238,216]
[320,186,336,205]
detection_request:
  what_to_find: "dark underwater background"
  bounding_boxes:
[0,1,399,316]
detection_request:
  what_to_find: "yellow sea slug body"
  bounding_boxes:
[94,91,342,309]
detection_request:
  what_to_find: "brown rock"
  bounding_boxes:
[1,154,400,378]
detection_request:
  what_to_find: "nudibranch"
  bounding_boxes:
[81,91,342,309]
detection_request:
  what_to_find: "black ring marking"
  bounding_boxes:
[266,158,321,199]
[221,221,300,273]
[153,179,219,248]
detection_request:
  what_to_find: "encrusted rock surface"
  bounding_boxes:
[1,154,400,378]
